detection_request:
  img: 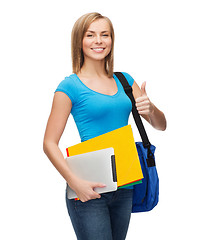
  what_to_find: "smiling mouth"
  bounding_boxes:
[91,48,105,52]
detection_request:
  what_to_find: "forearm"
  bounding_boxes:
[43,141,106,202]
[43,141,76,184]
[148,103,167,131]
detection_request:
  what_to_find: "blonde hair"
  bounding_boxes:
[71,12,115,77]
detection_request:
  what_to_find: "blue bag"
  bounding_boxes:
[114,72,159,213]
[132,142,158,212]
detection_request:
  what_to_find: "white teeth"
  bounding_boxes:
[92,48,104,51]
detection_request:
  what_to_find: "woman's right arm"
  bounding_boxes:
[43,92,75,183]
[43,92,105,202]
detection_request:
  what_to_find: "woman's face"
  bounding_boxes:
[82,18,112,62]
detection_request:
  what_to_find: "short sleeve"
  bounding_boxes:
[55,76,77,104]
[122,72,135,87]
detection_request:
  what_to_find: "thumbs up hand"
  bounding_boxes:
[135,82,154,116]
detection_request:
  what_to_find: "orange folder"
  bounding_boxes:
[66,125,143,188]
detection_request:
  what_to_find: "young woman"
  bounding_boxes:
[43,12,166,240]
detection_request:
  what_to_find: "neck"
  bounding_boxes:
[79,58,107,78]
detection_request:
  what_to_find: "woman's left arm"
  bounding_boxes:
[132,81,167,131]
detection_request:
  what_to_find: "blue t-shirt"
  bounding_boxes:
[55,72,135,142]
[55,72,135,189]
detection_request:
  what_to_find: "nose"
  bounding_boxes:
[95,35,102,44]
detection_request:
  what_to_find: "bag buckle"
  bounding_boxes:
[147,149,156,167]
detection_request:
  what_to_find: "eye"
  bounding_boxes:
[102,34,109,37]
[87,34,93,37]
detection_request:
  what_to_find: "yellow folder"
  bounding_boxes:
[66,125,143,188]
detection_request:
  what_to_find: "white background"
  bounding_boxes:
[1,0,203,239]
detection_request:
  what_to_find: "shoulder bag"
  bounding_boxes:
[114,72,159,213]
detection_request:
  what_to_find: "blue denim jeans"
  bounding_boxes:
[65,188,133,240]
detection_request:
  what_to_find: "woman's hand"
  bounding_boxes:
[133,81,166,130]
[135,81,154,117]
[68,175,106,202]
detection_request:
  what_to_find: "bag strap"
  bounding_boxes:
[114,72,155,167]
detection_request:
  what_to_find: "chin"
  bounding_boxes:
[85,54,107,62]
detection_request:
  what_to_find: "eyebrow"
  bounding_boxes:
[86,30,109,33]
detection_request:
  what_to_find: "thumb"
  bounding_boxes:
[141,81,147,96]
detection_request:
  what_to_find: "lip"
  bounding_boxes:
[91,47,106,53]
[91,47,105,50]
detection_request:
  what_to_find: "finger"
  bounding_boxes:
[90,190,101,200]
[136,100,150,108]
[91,183,105,199]
[95,193,101,199]
[137,107,150,115]
[141,81,147,96]
[137,104,149,111]
[91,182,106,188]
[135,95,148,103]
[136,102,150,111]
[80,191,101,202]
[138,110,149,115]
